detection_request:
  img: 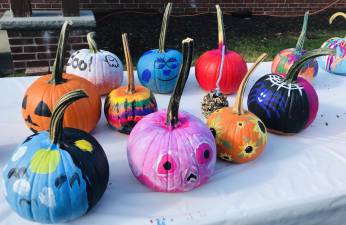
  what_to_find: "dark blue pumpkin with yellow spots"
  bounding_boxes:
[2,90,109,223]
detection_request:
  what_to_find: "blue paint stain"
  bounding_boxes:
[142,69,152,83]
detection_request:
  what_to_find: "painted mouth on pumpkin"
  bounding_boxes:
[186,173,197,182]
[25,115,38,126]
[157,75,177,82]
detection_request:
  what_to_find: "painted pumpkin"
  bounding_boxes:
[137,3,183,94]
[21,21,101,133]
[104,33,158,134]
[317,12,346,75]
[272,11,318,82]
[208,54,268,163]
[195,5,247,94]
[66,32,124,95]
[2,90,109,223]
[248,48,335,135]
[128,38,216,192]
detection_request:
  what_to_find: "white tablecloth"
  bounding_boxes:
[1,62,346,225]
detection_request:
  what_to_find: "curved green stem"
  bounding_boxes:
[216,4,226,47]
[122,33,135,94]
[49,89,88,145]
[87,32,99,53]
[295,11,309,53]
[232,53,267,115]
[285,48,336,83]
[49,21,73,85]
[166,38,194,128]
[159,2,172,53]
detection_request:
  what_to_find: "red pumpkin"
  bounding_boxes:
[195,5,247,94]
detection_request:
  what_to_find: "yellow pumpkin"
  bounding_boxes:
[207,53,268,163]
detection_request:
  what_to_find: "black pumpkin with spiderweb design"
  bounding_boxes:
[247,48,335,134]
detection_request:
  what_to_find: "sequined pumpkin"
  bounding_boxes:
[317,37,346,75]
[104,86,157,134]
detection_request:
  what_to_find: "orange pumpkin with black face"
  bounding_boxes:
[207,54,268,163]
[21,21,101,133]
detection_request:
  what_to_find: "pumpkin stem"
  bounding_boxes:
[216,5,226,47]
[87,32,99,53]
[285,48,336,83]
[166,38,194,128]
[159,2,172,53]
[215,45,226,96]
[232,53,267,115]
[295,11,309,53]
[329,12,346,24]
[122,33,135,94]
[49,21,72,85]
[49,89,88,145]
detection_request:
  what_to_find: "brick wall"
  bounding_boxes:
[7,29,89,72]
[0,0,346,16]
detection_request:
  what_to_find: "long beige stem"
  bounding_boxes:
[216,4,225,46]
[232,53,267,115]
[122,33,135,94]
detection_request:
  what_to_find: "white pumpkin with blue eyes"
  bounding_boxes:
[2,90,109,223]
[66,32,124,95]
[137,3,182,94]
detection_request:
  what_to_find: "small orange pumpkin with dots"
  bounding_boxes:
[207,53,268,163]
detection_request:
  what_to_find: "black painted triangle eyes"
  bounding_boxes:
[22,95,28,109]
[34,101,52,117]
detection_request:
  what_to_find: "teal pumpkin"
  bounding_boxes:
[137,3,182,94]
[2,90,109,223]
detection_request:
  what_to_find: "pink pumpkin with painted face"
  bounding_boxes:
[127,38,216,192]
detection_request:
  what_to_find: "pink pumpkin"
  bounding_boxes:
[127,38,216,192]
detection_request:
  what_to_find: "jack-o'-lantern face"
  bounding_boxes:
[21,74,101,133]
[22,95,52,133]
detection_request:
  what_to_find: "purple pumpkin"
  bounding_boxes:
[127,38,216,192]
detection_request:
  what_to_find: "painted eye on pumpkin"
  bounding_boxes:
[196,143,213,164]
[157,154,177,174]
[34,101,52,117]
[166,58,178,69]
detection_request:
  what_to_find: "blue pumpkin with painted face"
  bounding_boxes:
[137,3,182,93]
[2,90,109,223]
[137,49,182,93]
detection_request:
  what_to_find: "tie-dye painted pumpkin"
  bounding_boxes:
[195,5,247,94]
[272,12,318,82]
[317,12,346,75]
[208,54,268,163]
[137,3,183,94]
[21,21,101,133]
[66,32,124,95]
[128,38,216,192]
[248,48,335,135]
[2,90,109,223]
[104,33,158,134]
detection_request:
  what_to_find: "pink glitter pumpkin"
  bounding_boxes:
[127,38,216,192]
